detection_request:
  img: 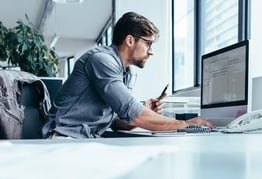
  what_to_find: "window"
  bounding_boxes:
[172,0,249,92]
[201,0,239,54]
[173,0,195,91]
[96,18,114,46]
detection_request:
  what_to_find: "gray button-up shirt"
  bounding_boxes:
[42,45,144,138]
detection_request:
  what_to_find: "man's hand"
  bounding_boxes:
[185,117,215,128]
[144,93,167,114]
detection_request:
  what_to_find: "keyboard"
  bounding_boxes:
[177,125,216,133]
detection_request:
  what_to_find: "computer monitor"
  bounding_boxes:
[200,40,249,126]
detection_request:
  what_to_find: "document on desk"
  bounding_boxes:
[119,127,185,136]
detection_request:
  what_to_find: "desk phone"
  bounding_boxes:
[178,109,262,134]
[223,109,262,133]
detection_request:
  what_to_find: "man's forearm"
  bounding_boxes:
[131,107,187,131]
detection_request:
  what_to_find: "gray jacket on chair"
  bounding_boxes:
[0,70,51,139]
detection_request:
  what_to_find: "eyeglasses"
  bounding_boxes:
[132,34,153,49]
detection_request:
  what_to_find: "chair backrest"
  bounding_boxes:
[21,83,45,139]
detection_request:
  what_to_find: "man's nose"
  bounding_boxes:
[148,48,154,56]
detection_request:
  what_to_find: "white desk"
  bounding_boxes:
[1,134,262,179]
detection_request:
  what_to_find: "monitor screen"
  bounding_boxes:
[200,40,249,126]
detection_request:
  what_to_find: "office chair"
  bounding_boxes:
[21,82,45,139]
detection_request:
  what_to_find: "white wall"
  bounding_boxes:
[248,0,262,111]
[115,0,172,101]
[249,0,262,78]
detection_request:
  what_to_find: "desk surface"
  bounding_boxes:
[1,133,262,179]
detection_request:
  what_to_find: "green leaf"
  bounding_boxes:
[0,14,59,76]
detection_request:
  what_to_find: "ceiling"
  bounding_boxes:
[0,0,113,57]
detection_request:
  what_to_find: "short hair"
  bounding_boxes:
[112,12,159,46]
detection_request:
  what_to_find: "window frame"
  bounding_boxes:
[171,0,250,94]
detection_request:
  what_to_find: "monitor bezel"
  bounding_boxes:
[201,40,249,109]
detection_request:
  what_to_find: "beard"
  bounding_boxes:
[132,58,147,68]
[128,46,149,68]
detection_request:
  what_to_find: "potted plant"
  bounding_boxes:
[0,15,58,77]
[0,21,9,64]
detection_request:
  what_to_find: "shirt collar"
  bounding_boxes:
[110,44,129,74]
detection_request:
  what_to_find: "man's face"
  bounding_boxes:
[129,35,154,68]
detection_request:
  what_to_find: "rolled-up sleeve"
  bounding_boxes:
[85,52,144,123]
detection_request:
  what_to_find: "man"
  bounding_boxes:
[42,12,214,139]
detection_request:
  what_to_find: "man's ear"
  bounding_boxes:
[125,34,135,47]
